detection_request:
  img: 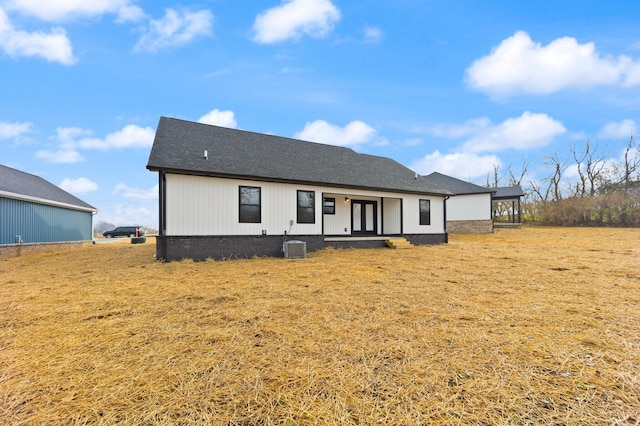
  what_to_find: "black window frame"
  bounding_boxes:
[239,186,261,223]
[322,197,336,215]
[419,199,431,226]
[297,190,315,224]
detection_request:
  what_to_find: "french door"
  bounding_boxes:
[352,200,377,235]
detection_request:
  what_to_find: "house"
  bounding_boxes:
[0,164,98,248]
[146,117,453,261]
[424,172,495,233]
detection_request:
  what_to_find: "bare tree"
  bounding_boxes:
[485,163,505,188]
[620,135,639,193]
[585,141,606,196]
[547,153,568,201]
[507,159,529,186]
[528,179,547,203]
[571,144,588,198]
[571,139,606,197]
[600,135,640,193]
[528,155,565,204]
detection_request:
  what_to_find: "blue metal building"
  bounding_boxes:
[0,165,98,245]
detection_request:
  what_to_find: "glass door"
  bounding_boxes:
[352,200,377,235]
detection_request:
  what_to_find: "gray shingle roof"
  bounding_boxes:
[494,185,524,199]
[147,117,452,196]
[0,164,97,211]
[424,172,495,195]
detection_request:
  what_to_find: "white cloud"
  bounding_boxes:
[431,112,566,152]
[3,0,143,22]
[55,127,90,150]
[252,0,340,44]
[623,60,640,86]
[115,5,145,23]
[35,124,153,162]
[77,124,155,150]
[295,119,376,146]
[113,183,158,200]
[134,8,213,52]
[363,26,383,44]
[60,177,98,193]
[0,120,32,140]
[35,149,84,163]
[0,9,75,65]
[198,109,237,128]
[466,31,640,96]
[410,150,502,181]
[597,119,637,139]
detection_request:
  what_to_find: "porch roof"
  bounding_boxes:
[424,172,495,195]
[493,185,524,200]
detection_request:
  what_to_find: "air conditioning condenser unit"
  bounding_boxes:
[284,240,306,259]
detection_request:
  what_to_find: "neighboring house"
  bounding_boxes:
[146,117,453,261]
[0,164,98,246]
[424,172,495,233]
[493,185,525,226]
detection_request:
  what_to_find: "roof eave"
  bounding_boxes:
[0,190,98,213]
[147,166,452,197]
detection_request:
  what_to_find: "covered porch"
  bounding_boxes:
[492,186,525,227]
[321,192,403,238]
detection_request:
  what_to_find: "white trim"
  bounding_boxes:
[0,190,98,213]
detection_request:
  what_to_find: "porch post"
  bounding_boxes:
[321,192,325,235]
[400,198,403,235]
[381,197,385,235]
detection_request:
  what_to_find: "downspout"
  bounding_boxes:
[443,196,449,243]
[490,192,495,233]
[92,211,98,244]
[159,171,166,236]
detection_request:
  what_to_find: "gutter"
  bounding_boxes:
[0,190,98,213]
[443,196,450,243]
[146,167,454,198]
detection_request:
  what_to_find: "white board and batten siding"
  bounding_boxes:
[382,197,401,235]
[164,173,445,236]
[446,193,491,221]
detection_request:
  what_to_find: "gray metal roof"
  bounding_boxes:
[147,117,452,196]
[494,185,524,199]
[0,164,97,211]
[424,172,495,195]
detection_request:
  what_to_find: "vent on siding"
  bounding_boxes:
[284,240,306,259]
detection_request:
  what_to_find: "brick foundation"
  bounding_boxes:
[446,220,494,234]
[156,233,448,262]
[0,241,92,260]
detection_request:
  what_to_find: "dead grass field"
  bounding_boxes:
[1,227,639,425]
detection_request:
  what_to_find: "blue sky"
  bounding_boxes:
[2,0,639,228]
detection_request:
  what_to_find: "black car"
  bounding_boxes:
[103,226,144,238]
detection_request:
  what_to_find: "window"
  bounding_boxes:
[322,197,335,215]
[297,190,315,224]
[419,199,430,225]
[239,186,261,223]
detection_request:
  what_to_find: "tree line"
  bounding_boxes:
[489,136,640,227]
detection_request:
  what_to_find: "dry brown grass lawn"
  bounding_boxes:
[1,227,639,425]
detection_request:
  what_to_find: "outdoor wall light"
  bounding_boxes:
[344,197,350,203]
